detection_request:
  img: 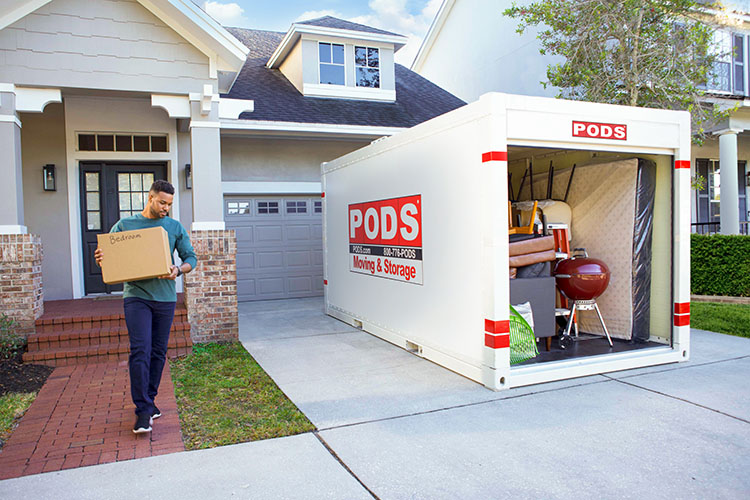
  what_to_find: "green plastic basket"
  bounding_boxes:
[509,304,539,365]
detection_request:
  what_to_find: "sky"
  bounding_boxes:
[194,0,443,66]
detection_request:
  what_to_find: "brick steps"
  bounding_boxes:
[24,299,192,367]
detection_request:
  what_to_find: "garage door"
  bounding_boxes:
[225,196,324,302]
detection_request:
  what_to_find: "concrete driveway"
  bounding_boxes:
[239,298,750,499]
[2,297,748,499]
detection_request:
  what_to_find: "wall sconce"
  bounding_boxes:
[185,164,192,190]
[43,164,56,191]
[746,170,750,187]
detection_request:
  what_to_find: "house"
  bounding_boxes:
[0,0,465,341]
[412,0,750,235]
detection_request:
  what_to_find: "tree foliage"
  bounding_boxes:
[504,0,726,139]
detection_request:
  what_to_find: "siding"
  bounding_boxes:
[0,0,213,93]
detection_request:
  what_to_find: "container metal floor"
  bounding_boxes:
[517,334,666,365]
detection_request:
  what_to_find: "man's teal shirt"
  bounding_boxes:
[110,214,197,302]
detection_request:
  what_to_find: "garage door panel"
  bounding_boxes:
[257,251,284,269]
[256,225,283,242]
[312,250,324,266]
[258,277,285,295]
[287,250,311,267]
[235,227,253,243]
[237,252,254,269]
[287,224,311,241]
[226,195,323,302]
[237,278,256,300]
[288,276,312,293]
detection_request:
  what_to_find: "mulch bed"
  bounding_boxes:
[0,352,54,396]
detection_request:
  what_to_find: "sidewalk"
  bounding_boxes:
[0,361,183,480]
[1,298,748,499]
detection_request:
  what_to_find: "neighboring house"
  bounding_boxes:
[412,0,750,235]
[0,0,464,336]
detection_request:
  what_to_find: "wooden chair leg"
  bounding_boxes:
[546,337,552,351]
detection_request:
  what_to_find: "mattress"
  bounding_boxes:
[526,158,655,340]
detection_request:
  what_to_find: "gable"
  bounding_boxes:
[0,0,215,93]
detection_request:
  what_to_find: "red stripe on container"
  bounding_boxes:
[485,333,510,349]
[675,160,690,169]
[674,314,690,327]
[481,151,508,163]
[674,302,690,314]
[484,319,510,334]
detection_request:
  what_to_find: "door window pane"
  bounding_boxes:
[85,172,99,192]
[143,173,154,189]
[118,173,130,192]
[130,173,143,192]
[87,211,101,231]
[131,192,144,211]
[86,192,100,211]
[119,193,131,211]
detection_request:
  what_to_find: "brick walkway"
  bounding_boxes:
[0,361,184,480]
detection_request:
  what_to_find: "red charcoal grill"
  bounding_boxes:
[554,248,613,349]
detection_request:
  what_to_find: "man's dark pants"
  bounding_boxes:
[124,297,176,416]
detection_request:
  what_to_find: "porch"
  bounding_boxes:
[22,295,193,366]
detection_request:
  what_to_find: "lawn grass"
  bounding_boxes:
[170,342,315,450]
[0,392,37,449]
[690,302,750,338]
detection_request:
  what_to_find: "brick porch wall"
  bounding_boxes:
[184,230,238,343]
[0,234,44,335]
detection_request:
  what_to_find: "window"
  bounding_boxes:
[257,201,279,215]
[706,30,748,95]
[314,201,322,214]
[319,42,345,85]
[734,34,745,94]
[286,201,307,214]
[117,172,154,218]
[355,46,380,88]
[226,201,251,216]
[77,133,169,152]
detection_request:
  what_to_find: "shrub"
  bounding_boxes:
[691,234,750,297]
[0,315,26,360]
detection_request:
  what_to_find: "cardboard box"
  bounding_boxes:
[97,227,172,284]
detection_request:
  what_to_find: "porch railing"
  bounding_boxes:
[691,221,750,235]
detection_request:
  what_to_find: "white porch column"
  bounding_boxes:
[0,84,26,234]
[189,86,224,231]
[718,129,741,235]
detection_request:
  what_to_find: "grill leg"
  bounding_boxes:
[593,303,613,347]
[563,303,577,338]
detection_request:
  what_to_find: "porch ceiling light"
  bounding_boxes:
[43,164,56,191]
[185,164,192,190]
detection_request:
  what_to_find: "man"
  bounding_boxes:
[95,180,196,434]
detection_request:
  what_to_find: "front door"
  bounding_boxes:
[80,162,167,294]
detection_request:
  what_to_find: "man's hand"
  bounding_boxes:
[160,265,180,280]
[94,247,103,267]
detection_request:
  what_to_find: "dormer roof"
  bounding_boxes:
[266,16,408,69]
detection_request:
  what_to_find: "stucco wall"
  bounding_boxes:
[220,136,369,182]
[416,0,559,102]
[0,0,213,94]
[20,103,72,300]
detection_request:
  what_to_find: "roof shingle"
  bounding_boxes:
[223,27,465,129]
[296,16,404,37]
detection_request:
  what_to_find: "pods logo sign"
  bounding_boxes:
[572,121,627,140]
[348,195,423,285]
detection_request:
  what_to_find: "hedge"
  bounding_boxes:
[691,234,750,297]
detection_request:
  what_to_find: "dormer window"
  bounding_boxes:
[355,46,380,88]
[319,42,345,85]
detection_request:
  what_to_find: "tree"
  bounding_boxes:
[504,0,726,141]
